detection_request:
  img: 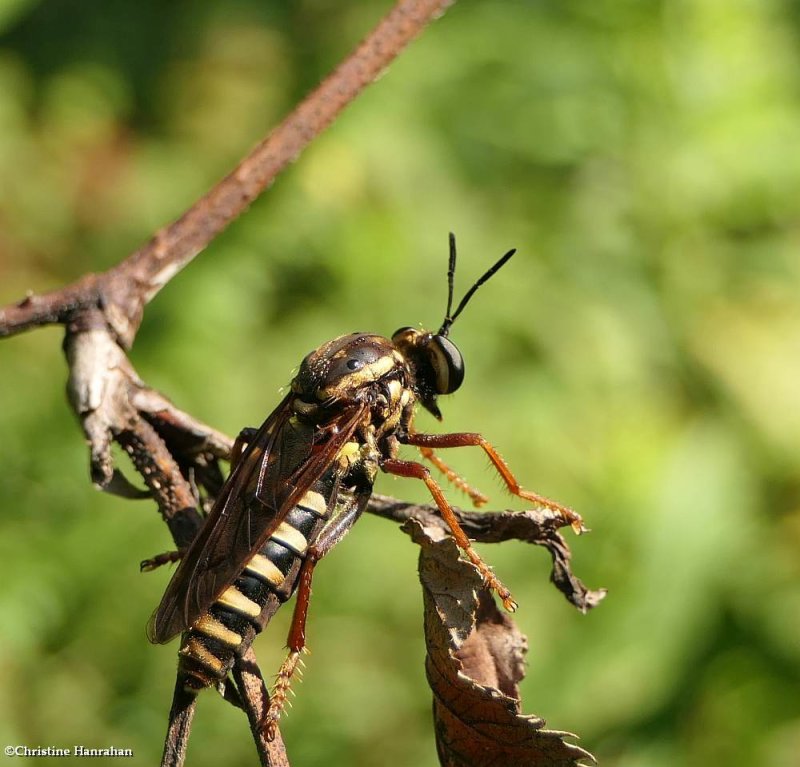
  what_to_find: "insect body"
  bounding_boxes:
[148,235,583,736]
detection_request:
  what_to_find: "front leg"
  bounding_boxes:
[381,457,517,612]
[398,431,585,534]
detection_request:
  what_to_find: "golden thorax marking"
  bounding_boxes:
[335,440,362,471]
[386,378,403,404]
[380,408,402,434]
[297,490,328,516]
[244,554,285,587]
[270,522,309,554]
[180,637,226,675]
[318,354,397,399]
[216,586,262,619]
[194,614,243,648]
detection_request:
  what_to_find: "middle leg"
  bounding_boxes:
[381,457,517,611]
[418,446,489,507]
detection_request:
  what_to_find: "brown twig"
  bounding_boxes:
[233,648,291,767]
[160,680,198,767]
[368,494,607,613]
[0,0,453,348]
[162,644,291,767]
[1,0,456,576]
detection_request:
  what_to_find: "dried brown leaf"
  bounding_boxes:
[404,519,595,767]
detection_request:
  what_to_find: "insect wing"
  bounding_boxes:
[147,394,294,643]
[147,395,367,643]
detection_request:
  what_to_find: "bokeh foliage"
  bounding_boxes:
[1,1,799,765]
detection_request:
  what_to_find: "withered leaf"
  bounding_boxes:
[369,495,607,613]
[404,519,596,767]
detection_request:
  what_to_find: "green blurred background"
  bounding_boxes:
[1,1,799,765]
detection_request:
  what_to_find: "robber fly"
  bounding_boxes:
[147,234,583,736]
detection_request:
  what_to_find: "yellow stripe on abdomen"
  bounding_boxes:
[216,586,262,619]
[297,490,327,517]
[179,637,227,676]
[244,553,285,587]
[270,521,308,555]
[194,614,243,648]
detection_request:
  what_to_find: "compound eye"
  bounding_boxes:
[428,335,464,394]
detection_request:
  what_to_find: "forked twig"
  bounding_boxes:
[368,494,607,613]
[0,0,453,349]
[233,648,291,767]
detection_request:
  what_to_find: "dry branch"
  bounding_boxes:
[0,0,455,348]
[369,494,607,613]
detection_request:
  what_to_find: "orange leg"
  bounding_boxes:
[263,550,318,741]
[401,432,585,534]
[140,549,184,572]
[418,446,489,507]
[381,458,517,612]
[263,493,366,740]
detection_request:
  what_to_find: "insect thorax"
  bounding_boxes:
[291,333,411,423]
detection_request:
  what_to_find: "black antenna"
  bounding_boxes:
[443,231,457,324]
[438,233,516,337]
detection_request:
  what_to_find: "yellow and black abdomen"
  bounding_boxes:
[178,486,332,690]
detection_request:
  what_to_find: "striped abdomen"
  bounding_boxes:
[178,486,331,690]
